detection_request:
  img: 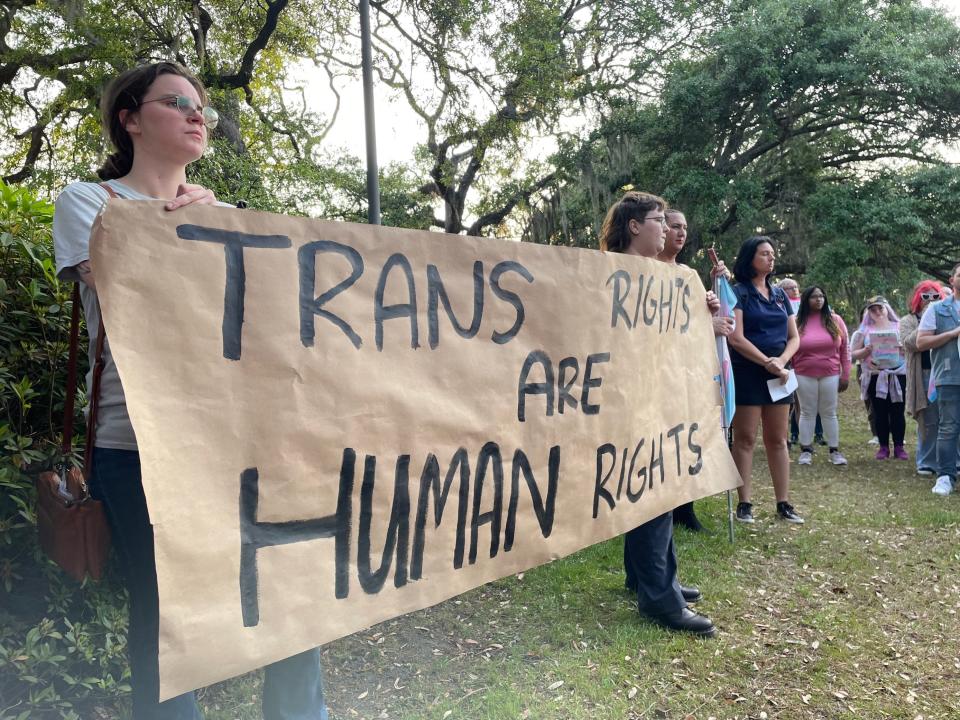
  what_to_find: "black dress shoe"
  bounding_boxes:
[646,607,716,637]
[680,584,702,604]
[672,502,706,532]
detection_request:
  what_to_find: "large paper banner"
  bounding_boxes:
[90,201,741,699]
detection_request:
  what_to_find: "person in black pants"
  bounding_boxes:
[600,191,716,637]
[850,296,908,460]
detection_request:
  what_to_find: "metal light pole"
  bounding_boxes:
[359,0,381,225]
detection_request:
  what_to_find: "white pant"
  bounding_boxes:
[796,374,840,448]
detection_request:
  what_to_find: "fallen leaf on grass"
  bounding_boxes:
[547,680,564,691]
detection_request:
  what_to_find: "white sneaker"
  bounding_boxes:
[932,476,953,496]
[867,436,879,445]
[829,450,848,466]
[798,450,813,465]
[917,467,935,476]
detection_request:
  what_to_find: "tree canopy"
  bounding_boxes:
[525,0,960,306]
[2,0,959,301]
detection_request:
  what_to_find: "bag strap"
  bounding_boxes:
[61,182,117,478]
[60,283,83,455]
[82,182,120,477]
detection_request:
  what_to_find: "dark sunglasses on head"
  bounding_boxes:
[139,94,219,129]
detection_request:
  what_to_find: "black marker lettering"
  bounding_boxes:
[504,446,559,551]
[517,350,554,422]
[679,284,692,333]
[177,225,291,360]
[626,439,646,502]
[687,423,703,474]
[557,356,579,414]
[593,443,617,517]
[581,352,610,415]
[649,432,665,486]
[624,439,644,502]
[469,442,504,564]
[238,452,354,627]
[666,423,685,476]
[632,274,645,328]
[375,253,419,350]
[298,240,364,349]
[490,261,534,344]
[411,449,471,578]
[658,277,673,333]
[357,454,411,594]
[606,269,632,329]
[427,261,484,348]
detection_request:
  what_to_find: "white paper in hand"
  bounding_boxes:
[767,369,798,402]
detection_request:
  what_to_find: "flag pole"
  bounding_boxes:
[359,0,381,225]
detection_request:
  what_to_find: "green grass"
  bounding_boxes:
[188,396,960,718]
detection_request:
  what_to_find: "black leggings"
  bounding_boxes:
[868,374,906,447]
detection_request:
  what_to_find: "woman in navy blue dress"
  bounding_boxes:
[727,237,804,525]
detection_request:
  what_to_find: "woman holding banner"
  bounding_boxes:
[851,296,908,461]
[53,62,327,719]
[727,236,804,525]
[599,191,717,638]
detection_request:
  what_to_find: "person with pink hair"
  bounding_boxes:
[851,296,908,460]
[900,280,950,475]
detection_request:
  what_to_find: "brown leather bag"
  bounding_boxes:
[36,282,111,581]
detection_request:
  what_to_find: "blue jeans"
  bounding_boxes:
[919,372,960,472]
[90,449,328,720]
[936,386,960,481]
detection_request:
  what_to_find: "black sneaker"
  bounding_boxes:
[777,501,804,524]
[735,502,754,523]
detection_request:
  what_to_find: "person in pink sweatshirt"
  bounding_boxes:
[792,286,851,465]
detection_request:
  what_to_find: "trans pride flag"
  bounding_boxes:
[714,275,738,429]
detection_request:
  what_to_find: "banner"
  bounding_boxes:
[90,201,741,700]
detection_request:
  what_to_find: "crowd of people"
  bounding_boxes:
[50,60,960,716]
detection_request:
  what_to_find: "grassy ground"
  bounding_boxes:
[195,396,960,718]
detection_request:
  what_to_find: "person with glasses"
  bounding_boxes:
[791,286,850,466]
[851,296,908,461]
[656,207,733,533]
[53,62,329,720]
[916,263,960,496]
[727,236,804,524]
[600,191,717,637]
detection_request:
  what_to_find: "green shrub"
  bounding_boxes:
[0,180,128,719]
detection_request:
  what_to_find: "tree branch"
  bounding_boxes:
[467,172,557,236]
[210,0,289,89]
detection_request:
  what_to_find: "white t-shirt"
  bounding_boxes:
[918,303,935,331]
[53,180,155,450]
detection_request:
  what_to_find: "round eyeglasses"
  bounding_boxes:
[139,94,219,129]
